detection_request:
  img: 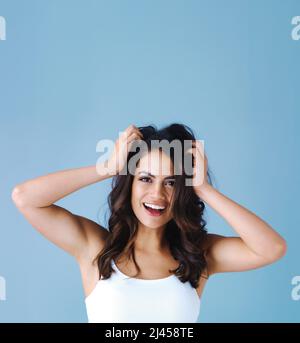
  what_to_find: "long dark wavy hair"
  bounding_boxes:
[93,123,214,288]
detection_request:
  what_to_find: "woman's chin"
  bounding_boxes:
[138,218,168,229]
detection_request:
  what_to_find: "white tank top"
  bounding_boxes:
[85,259,201,323]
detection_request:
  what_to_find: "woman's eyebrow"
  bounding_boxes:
[138,171,175,180]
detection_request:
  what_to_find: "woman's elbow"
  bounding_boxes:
[272,239,288,261]
[11,185,27,208]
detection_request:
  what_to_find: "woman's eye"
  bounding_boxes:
[165,180,175,187]
[139,177,151,183]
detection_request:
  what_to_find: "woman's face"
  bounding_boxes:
[131,149,176,229]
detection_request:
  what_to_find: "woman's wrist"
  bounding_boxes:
[195,182,213,200]
[95,161,117,180]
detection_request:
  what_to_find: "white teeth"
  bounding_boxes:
[144,202,166,210]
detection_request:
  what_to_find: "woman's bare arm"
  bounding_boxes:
[189,141,287,277]
[11,164,112,262]
[199,183,287,276]
[11,125,143,262]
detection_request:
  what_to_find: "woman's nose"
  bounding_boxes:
[150,182,164,197]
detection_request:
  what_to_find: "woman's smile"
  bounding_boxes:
[142,202,167,217]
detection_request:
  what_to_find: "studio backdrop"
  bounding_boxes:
[0,0,299,323]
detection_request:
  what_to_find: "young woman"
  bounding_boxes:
[11,123,287,323]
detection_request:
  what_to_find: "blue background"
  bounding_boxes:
[0,0,299,322]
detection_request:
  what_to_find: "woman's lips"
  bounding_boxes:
[143,203,165,217]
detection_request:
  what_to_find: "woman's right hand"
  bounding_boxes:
[106,125,143,176]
